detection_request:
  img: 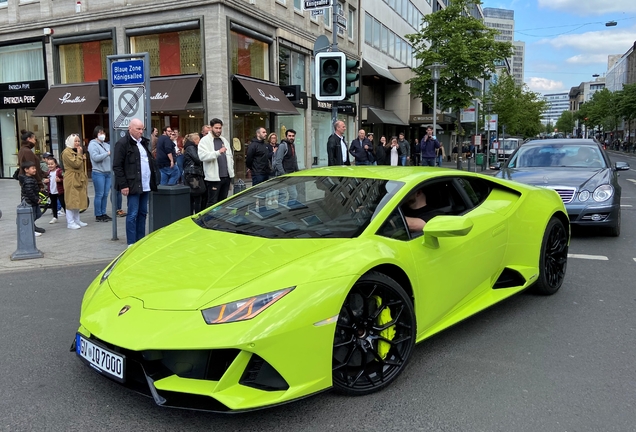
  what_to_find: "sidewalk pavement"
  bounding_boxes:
[0,179,129,274]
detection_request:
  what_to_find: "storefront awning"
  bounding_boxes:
[32,83,102,117]
[367,107,408,126]
[149,75,200,111]
[234,75,299,115]
[361,60,400,84]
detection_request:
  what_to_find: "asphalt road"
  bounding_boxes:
[1,155,636,432]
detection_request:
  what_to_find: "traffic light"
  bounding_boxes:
[345,58,360,100]
[315,52,346,101]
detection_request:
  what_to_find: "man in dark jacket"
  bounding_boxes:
[155,126,179,185]
[419,126,440,166]
[246,126,272,186]
[113,118,158,246]
[273,129,299,176]
[349,129,372,165]
[327,120,350,166]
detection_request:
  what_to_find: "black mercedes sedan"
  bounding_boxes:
[494,139,630,236]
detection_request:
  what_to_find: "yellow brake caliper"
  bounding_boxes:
[373,295,396,360]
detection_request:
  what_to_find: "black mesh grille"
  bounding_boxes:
[239,354,289,391]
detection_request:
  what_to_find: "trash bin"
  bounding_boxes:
[490,154,497,164]
[150,184,191,232]
[476,153,484,166]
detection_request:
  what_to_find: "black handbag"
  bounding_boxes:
[233,178,246,194]
[185,174,206,195]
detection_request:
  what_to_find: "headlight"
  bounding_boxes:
[100,253,124,284]
[578,190,590,202]
[592,185,613,202]
[201,287,294,324]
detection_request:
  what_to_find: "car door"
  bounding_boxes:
[405,176,510,337]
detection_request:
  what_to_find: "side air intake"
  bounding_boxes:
[493,268,526,289]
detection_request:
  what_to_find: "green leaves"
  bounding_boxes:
[405,0,513,115]
[487,74,546,138]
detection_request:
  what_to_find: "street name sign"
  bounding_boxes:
[111,60,145,86]
[303,0,330,10]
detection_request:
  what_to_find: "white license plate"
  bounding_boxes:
[76,334,125,382]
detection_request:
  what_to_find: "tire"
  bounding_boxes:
[534,217,568,295]
[332,271,416,396]
[607,209,620,237]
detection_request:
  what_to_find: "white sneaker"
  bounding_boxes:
[49,217,58,224]
[35,232,42,237]
[76,221,88,227]
[59,209,65,215]
[68,223,81,230]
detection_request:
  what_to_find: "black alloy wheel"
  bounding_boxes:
[534,217,568,295]
[332,271,415,395]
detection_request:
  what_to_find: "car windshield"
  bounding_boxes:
[507,144,606,168]
[194,176,404,239]
[502,139,520,150]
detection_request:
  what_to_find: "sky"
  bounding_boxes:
[481,0,636,95]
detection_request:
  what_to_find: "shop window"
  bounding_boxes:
[279,47,305,91]
[230,31,269,80]
[130,29,201,77]
[0,42,44,83]
[59,39,113,84]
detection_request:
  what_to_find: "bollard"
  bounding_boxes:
[11,201,43,260]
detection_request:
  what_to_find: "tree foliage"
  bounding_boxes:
[555,110,575,135]
[405,0,513,134]
[487,74,546,137]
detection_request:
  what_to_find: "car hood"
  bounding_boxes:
[498,167,612,190]
[107,220,339,311]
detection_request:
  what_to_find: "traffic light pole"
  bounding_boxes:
[331,0,338,128]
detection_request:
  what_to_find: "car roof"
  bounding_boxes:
[523,139,600,147]
[288,166,462,183]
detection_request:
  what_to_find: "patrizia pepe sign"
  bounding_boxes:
[0,80,47,108]
[59,93,87,104]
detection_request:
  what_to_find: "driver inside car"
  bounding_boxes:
[402,188,445,233]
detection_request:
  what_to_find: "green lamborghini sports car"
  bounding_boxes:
[73,166,569,412]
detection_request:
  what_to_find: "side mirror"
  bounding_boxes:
[615,161,630,171]
[422,216,474,248]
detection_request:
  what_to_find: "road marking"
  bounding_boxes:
[567,254,608,261]
[621,204,633,207]
[628,179,636,184]
[634,258,636,263]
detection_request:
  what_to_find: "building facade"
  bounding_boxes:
[541,92,569,126]
[0,0,361,178]
[483,7,524,87]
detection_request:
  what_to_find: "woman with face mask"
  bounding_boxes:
[88,126,113,222]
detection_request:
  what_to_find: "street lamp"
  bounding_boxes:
[426,62,446,164]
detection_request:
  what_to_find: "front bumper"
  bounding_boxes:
[565,201,620,227]
[73,276,351,412]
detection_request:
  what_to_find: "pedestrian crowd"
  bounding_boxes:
[327,121,451,168]
[17,117,457,246]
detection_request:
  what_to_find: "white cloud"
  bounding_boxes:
[538,0,636,15]
[526,77,566,93]
[541,27,636,54]
[565,54,610,64]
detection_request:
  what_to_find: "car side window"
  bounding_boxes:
[455,177,492,208]
[377,210,409,241]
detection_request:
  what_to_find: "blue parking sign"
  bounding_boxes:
[111,60,145,86]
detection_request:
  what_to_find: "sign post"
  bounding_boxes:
[106,53,151,241]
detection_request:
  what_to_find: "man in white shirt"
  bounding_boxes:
[112,118,158,246]
[327,120,350,166]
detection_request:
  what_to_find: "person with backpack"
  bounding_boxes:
[273,129,299,204]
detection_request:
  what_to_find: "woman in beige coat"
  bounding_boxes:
[62,134,88,229]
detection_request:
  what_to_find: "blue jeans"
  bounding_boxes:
[160,165,180,185]
[125,192,149,245]
[251,174,269,186]
[422,157,436,167]
[176,154,185,182]
[400,155,407,166]
[92,171,111,216]
[436,155,444,166]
